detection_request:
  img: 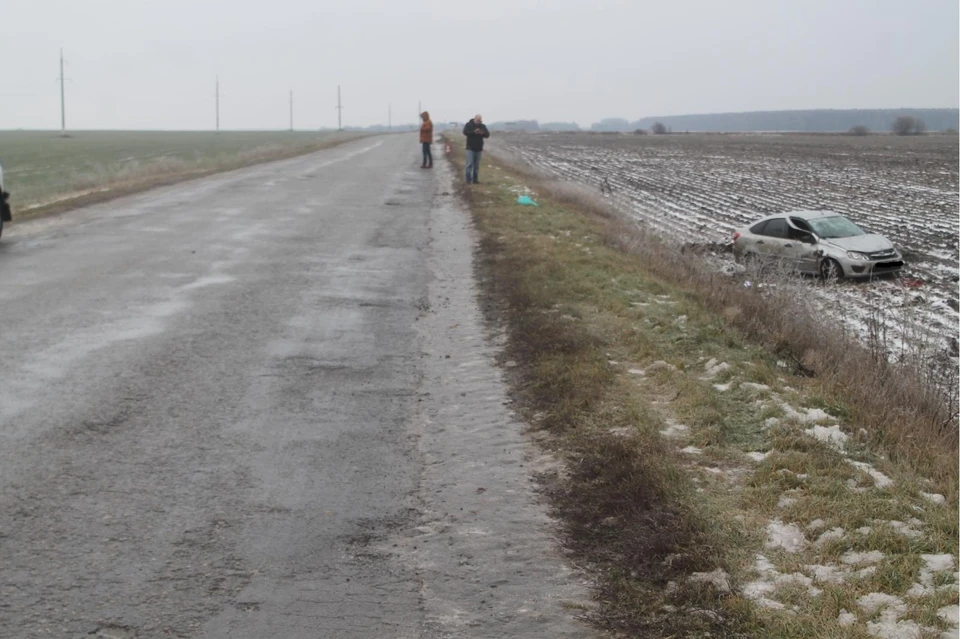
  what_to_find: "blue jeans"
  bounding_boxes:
[422,143,432,166]
[465,150,482,182]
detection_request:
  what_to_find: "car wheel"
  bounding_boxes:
[819,258,843,280]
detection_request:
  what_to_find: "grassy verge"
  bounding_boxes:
[1,131,365,219]
[445,137,958,637]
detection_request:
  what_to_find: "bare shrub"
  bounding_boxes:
[892,116,927,136]
[848,125,870,136]
[651,122,668,135]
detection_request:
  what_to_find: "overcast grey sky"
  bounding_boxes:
[1,0,957,130]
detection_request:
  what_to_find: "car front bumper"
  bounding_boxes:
[839,257,904,278]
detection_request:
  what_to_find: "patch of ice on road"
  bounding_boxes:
[920,492,946,506]
[746,451,769,462]
[804,424,849,451]
[841,550,885,566]
[688,568,731,594]
[681,446,702,455]
[181,274,236,290]
[849,460,894,489]
[765,520,806,553]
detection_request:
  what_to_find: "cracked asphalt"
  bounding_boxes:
[0,135,595,638]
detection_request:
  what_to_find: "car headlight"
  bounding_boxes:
[846,251,868,261]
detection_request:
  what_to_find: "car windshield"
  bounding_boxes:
[807,216,865,239]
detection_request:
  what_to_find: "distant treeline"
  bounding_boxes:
[488,109,960,133]
[630,109,959,132]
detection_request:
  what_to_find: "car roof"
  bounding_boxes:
[746,211,843,225]
[784,210,844,221]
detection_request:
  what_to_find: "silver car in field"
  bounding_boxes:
[732,211,904,279]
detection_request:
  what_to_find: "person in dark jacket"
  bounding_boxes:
[0,162,11,234]
[419,111,433,169]
[462,115,490,184]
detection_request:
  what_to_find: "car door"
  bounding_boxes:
[754,217,790,265]
[787,218,820,274]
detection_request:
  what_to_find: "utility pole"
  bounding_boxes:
[58,49,66,136]
[215,75,220,132]
[289,89,293,131]
[336,85,343,131]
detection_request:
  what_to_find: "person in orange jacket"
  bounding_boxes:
[419,111,433,169]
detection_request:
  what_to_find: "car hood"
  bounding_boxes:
[822,234,894,253]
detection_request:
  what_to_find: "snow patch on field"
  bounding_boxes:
[502,133,959,377]
[701,358,731,379]
[765,520,806,553]
[804,424,849,450]
[849,461,895,489]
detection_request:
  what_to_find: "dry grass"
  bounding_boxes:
[447,136,958,637]
[488,144,958,482]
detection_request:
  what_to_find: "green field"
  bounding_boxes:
[0,130,357,214]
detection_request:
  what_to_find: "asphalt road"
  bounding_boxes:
[0,135,594,638]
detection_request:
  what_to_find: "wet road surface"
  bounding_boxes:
[0,135,594,638]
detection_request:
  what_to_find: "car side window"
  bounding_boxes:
[761,218,788,238]
[750,221,768,234]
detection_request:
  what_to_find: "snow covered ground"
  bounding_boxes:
[498,132,959,379]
